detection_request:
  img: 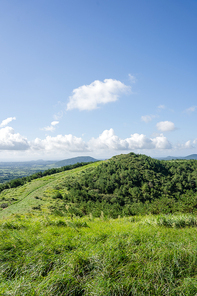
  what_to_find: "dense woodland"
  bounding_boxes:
[59,153,197,217]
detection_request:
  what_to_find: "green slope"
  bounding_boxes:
[0,162,101,218]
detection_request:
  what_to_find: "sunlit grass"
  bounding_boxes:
[1,214,197,295]
[0,162,101,218]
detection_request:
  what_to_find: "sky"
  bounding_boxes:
[0,0,197,161]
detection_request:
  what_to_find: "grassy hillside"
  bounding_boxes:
[1,214,197,295]
[0,162,101,219]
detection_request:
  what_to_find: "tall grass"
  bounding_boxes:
[1,214,197,295]
[144,214,197,228]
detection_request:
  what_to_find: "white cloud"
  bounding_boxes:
[184,140,194,149]
[89,129,128,150]
[89,128,171,150]
[193,138,197,145]
[42,121,59,132]
[0,126,29,150]
[0,117,16,127]
[151,134,172,149]
[141,115,156,123]
[51,121,59,126]
[128,74,136,83]
[0,125,173,156]
[156,121,175,132]
[67,79,131,111]
[185,106,197,114]
[176,140,195,149]
[32,134,88,152]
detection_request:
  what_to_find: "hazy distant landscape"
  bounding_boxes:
[0,156,98,183]
[157,154,197,161]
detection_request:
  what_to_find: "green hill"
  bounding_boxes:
[1,152,197,219]
[61,152,197,217]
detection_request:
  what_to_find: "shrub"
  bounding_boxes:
[52,192,63,199]
[0,203,8,209]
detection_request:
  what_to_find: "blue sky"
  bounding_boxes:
[0,0,197,160]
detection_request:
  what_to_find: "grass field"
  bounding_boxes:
[1,214,197,295]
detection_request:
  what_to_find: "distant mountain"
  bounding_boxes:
[54,156,99,167]
[184,154,197,160]
[157,154,197,161]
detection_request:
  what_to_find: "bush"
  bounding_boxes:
[52,192,63,199]
[0,203,8,209]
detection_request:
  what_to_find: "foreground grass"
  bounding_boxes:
[1,214,197,295]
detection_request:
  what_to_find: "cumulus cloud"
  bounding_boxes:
[42,121,59,132]
[151,134,172,149]
[184,140,194,149]
[0,126,29,150]
[156,121,175,132]
[67,79,131,111]
[185,138,197,149]
[185,106,197,114]
[89,129,128,150]
[51,121,59,126]
[0,117,16,127]
[89,129,171,150]
[176,140,195,149]
[141,115,156,123]
[32,134,88,152]
[0,124,173,155]
[193,138,197,145]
